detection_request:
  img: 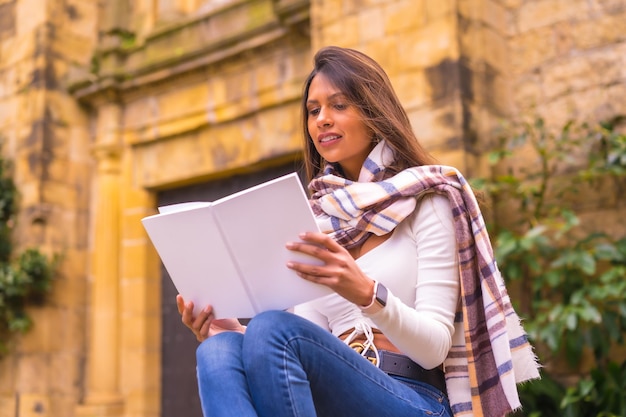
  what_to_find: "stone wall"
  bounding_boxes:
[0,0,624,416]
[0,0,97,416]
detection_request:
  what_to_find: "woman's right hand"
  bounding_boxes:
[176,294,245,342]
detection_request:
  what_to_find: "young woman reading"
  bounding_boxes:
[176,46,540,417]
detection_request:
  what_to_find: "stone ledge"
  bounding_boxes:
[67,0,310,103]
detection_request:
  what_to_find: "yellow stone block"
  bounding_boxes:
[48,352,82,393]
[398,17,459,70]
[51,32,96,68]
[392,70,430,111]
[17,308,54,353]
[257,87,279,109]
[0,31,37,68]
[482,0,515,36]
[123,96,157,140]
[55,0,98,40]
[542,54,615,100]
[310,0,343,27]
[123,388,160,417]
[120,242,160,282]
[570,12,626,50]
[0,60,30,97]
[0,396,16,417]
[157,84,209,122]
[425,0,454,21]
[122,209,154,239]
[360,38,401,77]
[485,28,509,72]
[358,7,385,43]
[17,393,50,417]
[15,181,41,208]
[606,83,626,118]
[120,346,160,399]
[511,74,542,110]
[155,111,208,140]
[16,0,47,36]
[0,97,19,126]
[15,354,51,391]
[508,26,556,74]
[406,104,461,150]
[385,0,426,35]
[0,356,17,392]
[17,91,46,127]
[517,0,587,33]
[484,73,514,116]
[253,59,281,93]
[207,77,228,112]
[119,184,156,212]
[119,311,150,350]
[41,181,79,208]
[46,156,76,184]
[50,269,89,308]
[47,91,90,127]
[320,14,359,47]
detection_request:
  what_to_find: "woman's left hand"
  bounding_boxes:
[286,232,374,306]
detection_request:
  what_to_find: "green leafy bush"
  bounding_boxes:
[0,150,56,355]
[473,118,626,416]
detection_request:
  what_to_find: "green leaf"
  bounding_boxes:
[565,312,578,330]
[578,379,595,397]
[578,304,601,324]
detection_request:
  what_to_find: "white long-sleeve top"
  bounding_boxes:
[293,193,460,370]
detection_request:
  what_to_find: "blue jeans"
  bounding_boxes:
[195,310,452,417]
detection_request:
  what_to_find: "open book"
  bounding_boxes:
[141,172,332,318]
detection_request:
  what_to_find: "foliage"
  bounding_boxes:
[0,151,56,355]
[514,362,626,417]
[560,361,626,417]
[472,117,626,416]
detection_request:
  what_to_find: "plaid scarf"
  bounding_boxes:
[309,141,540,417]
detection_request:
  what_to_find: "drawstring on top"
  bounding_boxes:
[342,320,380,367]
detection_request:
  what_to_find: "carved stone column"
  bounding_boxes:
[75,101,124,417]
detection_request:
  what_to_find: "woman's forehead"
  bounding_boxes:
[307,74,344,98]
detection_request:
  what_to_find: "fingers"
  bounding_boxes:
[191,306,212,332]
[176,294,214,341]
[298,231,344,251]
[295,265,331,280]
[285,232,343,260]
[176,294,185,315]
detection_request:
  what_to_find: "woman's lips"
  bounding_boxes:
[318,134,341,145]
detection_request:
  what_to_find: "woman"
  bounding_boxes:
[177,46,539,417]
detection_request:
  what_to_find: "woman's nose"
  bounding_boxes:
[316,108,332,127]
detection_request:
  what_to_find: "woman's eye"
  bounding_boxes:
[334,103,347,110]
[308,108,320,116]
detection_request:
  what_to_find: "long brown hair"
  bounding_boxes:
[301,46,436,182]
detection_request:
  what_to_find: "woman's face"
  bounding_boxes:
[306,73,374,180]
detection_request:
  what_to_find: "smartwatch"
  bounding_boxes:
[361,281,388,312]
[374,281,388,308]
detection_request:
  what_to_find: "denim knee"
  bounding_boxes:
[245,310,296,337]
[196,331,244,373]
[242,310,304,364]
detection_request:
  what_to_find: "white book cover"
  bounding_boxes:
[141,172,331,318]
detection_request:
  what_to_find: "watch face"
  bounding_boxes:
[376,283,388,307]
